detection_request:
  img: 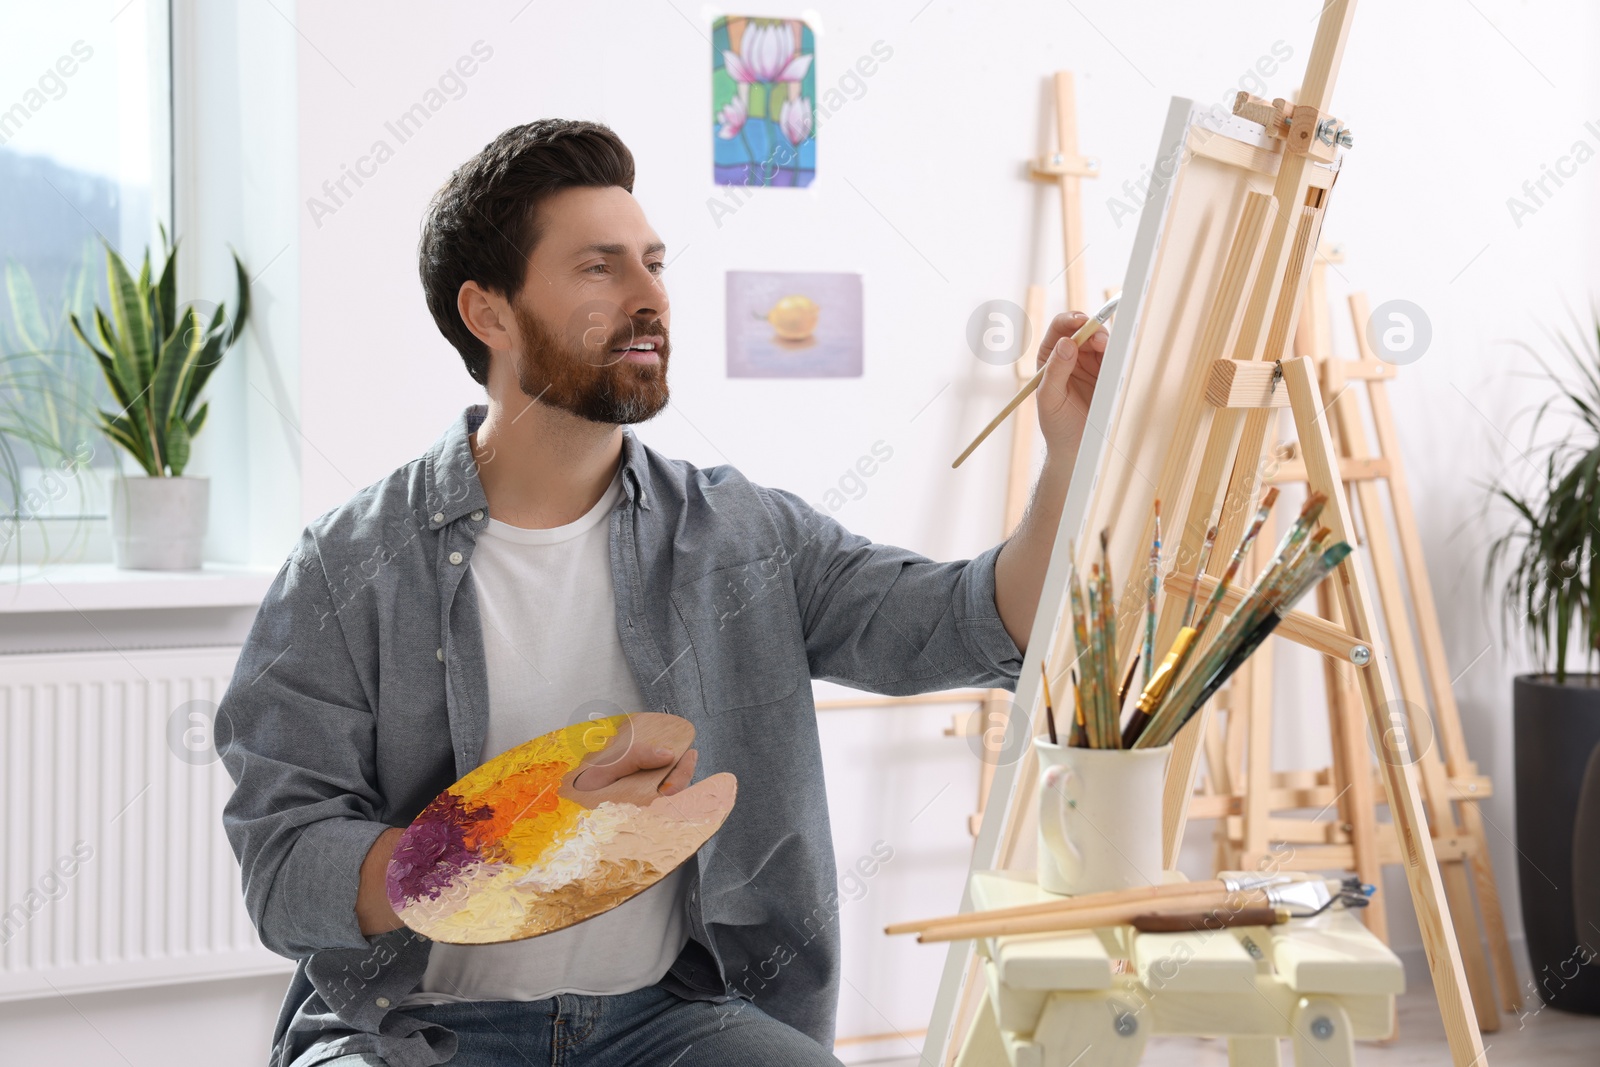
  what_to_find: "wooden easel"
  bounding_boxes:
[960,71,1097,834]
[819,71,1096,838]
[924,3,1488,1064]
[1192,263,1522,1033]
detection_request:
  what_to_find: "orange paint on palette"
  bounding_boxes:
[460,764,567,861]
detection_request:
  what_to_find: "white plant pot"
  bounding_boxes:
[109,475,209,570]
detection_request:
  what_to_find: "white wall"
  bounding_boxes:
[12,1,1596,1063]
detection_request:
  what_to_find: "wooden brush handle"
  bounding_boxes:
[1132,906,1285,932]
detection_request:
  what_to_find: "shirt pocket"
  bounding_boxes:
[671,557,803,713]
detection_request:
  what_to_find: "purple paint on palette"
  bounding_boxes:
[387,791,487,908]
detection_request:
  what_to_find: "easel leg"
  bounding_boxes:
[1325,352,1501,1032]
[1222,661,1252,869]
[1461,798,1522,1011]
[952,986,1009,1067]
[1205,694,1236,872]
[947,954,991,1067]
[970,694,1009,836]
[1282,355,1485,1066]
[1229,1035,1283,1067]
[1352,297,1522,1013]
[1243,607,1275,867]
[1319,583,1388,942]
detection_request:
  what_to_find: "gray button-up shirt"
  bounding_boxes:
[218,404,1023,1066]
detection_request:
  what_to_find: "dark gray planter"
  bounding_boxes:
[1513,673,1600,1013]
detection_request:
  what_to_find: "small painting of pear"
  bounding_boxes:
[756,294,820,346]
[725,271,861,378]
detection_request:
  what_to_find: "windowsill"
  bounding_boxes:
[0,562,279,614]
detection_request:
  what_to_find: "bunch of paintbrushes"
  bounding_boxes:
[1054,488,1353,751]
[1060,529,1129,748]
[1130,489,1349,747]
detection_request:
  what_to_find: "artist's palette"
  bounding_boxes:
[386,713,735,944]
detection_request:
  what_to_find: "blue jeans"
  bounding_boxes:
[300,985,846,1066]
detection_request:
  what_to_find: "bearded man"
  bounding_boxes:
[218,119,1106,1067]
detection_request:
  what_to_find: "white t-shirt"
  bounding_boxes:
[400,469,688,1005]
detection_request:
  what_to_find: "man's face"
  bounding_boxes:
[509,185,672,424]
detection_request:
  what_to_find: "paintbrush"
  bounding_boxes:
[952,293,1121,468]
[1098,531,1120,748]
[909,880,1339,942]
[1189,488,1280,644]
[1132,907,1291,933]
[1240,491,1327,605]
[1182,524,1219,628]
[884,872,1310,936]
[1118,653,1141,709]
[1123,631,1194,748]
[1068,668,1086,747]
[1123,522,1216,746]
[1087,571,1108,747]
[1040,664,1059,745]
[1145,500,1161,688]
[1067,555,1099,747]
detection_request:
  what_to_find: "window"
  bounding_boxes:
[0,0,171,567]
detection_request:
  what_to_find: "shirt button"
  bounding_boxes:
[470,509,484,521]
[375,996,391,1008]
[449,551,463,565]
[436,647,444,662]
[432,512,444,523]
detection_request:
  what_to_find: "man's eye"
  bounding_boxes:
[586,264,608,274]
[647,261,665,273]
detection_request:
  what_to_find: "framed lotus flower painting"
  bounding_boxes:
[726,271,862,378]
[713,16,816,188]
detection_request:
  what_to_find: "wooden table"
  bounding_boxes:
[954,870,1404,1066]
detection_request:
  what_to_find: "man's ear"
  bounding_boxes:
[458,281,515,354]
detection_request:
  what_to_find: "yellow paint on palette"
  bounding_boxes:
[387,712,737,944]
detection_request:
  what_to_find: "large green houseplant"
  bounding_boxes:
[68,230,249,569]
[1487,313,1600,1014]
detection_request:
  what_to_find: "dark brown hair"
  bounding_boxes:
[418,120,636,385]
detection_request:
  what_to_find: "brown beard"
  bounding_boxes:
[511,300,671,424]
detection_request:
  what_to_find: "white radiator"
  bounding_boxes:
[0,647,293,1001]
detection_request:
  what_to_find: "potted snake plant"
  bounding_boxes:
[68,230,248,569]
[1487,312,1600,1014]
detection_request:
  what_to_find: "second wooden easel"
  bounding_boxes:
[959,70,1098,833]
[1189,258,1522,1033]
[820,71,1097,837]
